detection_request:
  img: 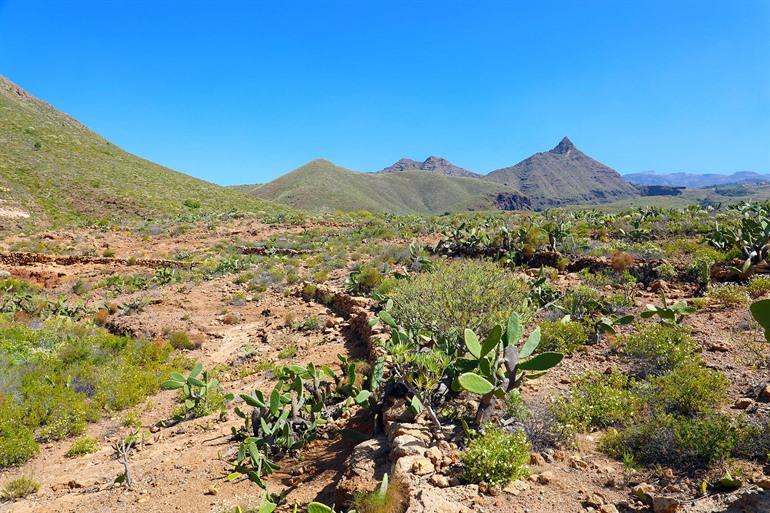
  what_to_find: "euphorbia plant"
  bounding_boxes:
[457,312,563,425]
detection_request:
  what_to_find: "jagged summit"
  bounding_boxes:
[378,155,480,178]
[551,136,575,154]
[486,137,638,208]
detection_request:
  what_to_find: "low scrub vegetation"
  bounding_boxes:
[461,426,530,486]
[0,317,182,467]
[386,259,531,341]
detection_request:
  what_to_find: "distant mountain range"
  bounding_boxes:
[248,137,640,211]
[624,170,769,188]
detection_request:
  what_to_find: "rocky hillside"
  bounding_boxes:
[486,137,639,208]
[243,159,529,214]
[378,156,481,178]
[0,76,278,230]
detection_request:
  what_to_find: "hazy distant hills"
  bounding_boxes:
[241,159,529,214]
[0,76,277,229]
[624,170,770,188]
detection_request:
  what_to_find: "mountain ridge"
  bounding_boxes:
[243,159,529,214]
[378,155,481,178]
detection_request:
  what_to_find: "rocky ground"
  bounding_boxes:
[0,219,768,513]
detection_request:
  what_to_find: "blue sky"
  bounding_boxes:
[0,1,768,184]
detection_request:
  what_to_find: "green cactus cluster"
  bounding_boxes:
[161,362,232,418]
[456,312,563,425]
[226,357,376,488]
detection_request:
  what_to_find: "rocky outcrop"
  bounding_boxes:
[493,191,531,211]
[378,156,481,179]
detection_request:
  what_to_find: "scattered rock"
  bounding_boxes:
[425,445,443,464]
[503,480,530,496]
[410,456,435,476]
[584,493,605,508]
[569,457,589,470]
[734,397,753,409]
[707,341,731,352]
[204,486,218,496]
[429,474,450,488]
[537,471,555,484]
[529,452,546,466]
[651,496,680,513]
[633,483,656,497]
[408,487,473,513]
[755,477,770,489]
[649,280,668,293]
[390,434,428,459]
[600,504,619,513]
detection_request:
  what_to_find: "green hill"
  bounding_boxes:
[242,159,529,214]
[0,76,279,230]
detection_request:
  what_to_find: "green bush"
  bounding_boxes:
[461,426,530,486]
[734,416,770,462]
[556,285,607,320]
[346,265,384,294]
[388,260,530,342]
[601,413,736,469]
[65,436,100,457]
[647,362,728,417]
[654,262,677,281]
[0,476,39,501]
[503,391,530,422]
[0,405,38,467]
[552,371,642,440]
[621,323,696,377]
[538,319,591,354]
[167,331,201,350]
[0,318,180,467]
[707,284,749,306]
[747,276,770,298]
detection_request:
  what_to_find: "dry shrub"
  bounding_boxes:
[93,310,109,326]
[352,474,408,513]
[611,251,635,272]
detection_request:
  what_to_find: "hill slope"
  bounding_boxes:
[244,159,529,214]
[0,76,277,229]
[378,156,481,178]
[486,137,639,208]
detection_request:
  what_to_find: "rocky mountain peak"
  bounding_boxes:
[551,136,576,155]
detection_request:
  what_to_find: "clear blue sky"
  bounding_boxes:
[1,1,768,184]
